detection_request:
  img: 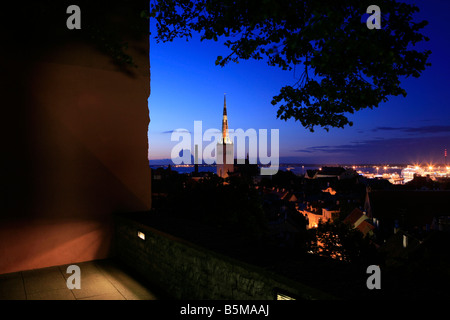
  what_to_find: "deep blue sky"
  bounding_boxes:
[148,0,450,165]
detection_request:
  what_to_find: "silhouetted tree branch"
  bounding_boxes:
[146,0,431,131]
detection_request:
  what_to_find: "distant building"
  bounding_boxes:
[401,165,424,183]
[322,186,337,195]
[299,201,339,229]
[190,145,214,181]
[216,94,234,178]
[305,166,347,179]
[364,188,450,234]
[150,166,179,207]
[343,208,375,237]
[230,154,259,180]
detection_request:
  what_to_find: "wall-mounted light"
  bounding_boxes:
[137,231,146,240]
[276,292,296,300]
[275,289,296,300]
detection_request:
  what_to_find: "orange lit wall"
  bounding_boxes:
[0,2,150,274]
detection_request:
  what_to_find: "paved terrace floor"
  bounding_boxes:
[0,259,164,300]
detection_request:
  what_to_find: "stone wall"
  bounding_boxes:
[114,214,335,300]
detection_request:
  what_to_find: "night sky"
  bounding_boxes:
[148,0,450,165]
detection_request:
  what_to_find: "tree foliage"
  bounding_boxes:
[308,219,379,264]
[147,0,431,131]
[163,174,268,239]
[13,1,149,69]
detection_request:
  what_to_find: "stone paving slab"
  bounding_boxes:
[0,259,160,300]
[0,272,26,300]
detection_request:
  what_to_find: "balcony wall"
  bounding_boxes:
[0,1,151,274]
[114,214,335,300]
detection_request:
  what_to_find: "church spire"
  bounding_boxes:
[216,93,234,178]
[222,93,231,144]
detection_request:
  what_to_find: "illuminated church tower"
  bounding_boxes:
[216,94,234,178]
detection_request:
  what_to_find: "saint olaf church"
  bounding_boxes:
[216,94,234,178]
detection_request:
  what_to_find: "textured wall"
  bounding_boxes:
[0,2,151,274]
[114,214,334,300]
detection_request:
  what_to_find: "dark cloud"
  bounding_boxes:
[410,126,450,134]
[294,135,450,163]
[372,126,408,132]
[161,129,191,134]
[372,125,450,134]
